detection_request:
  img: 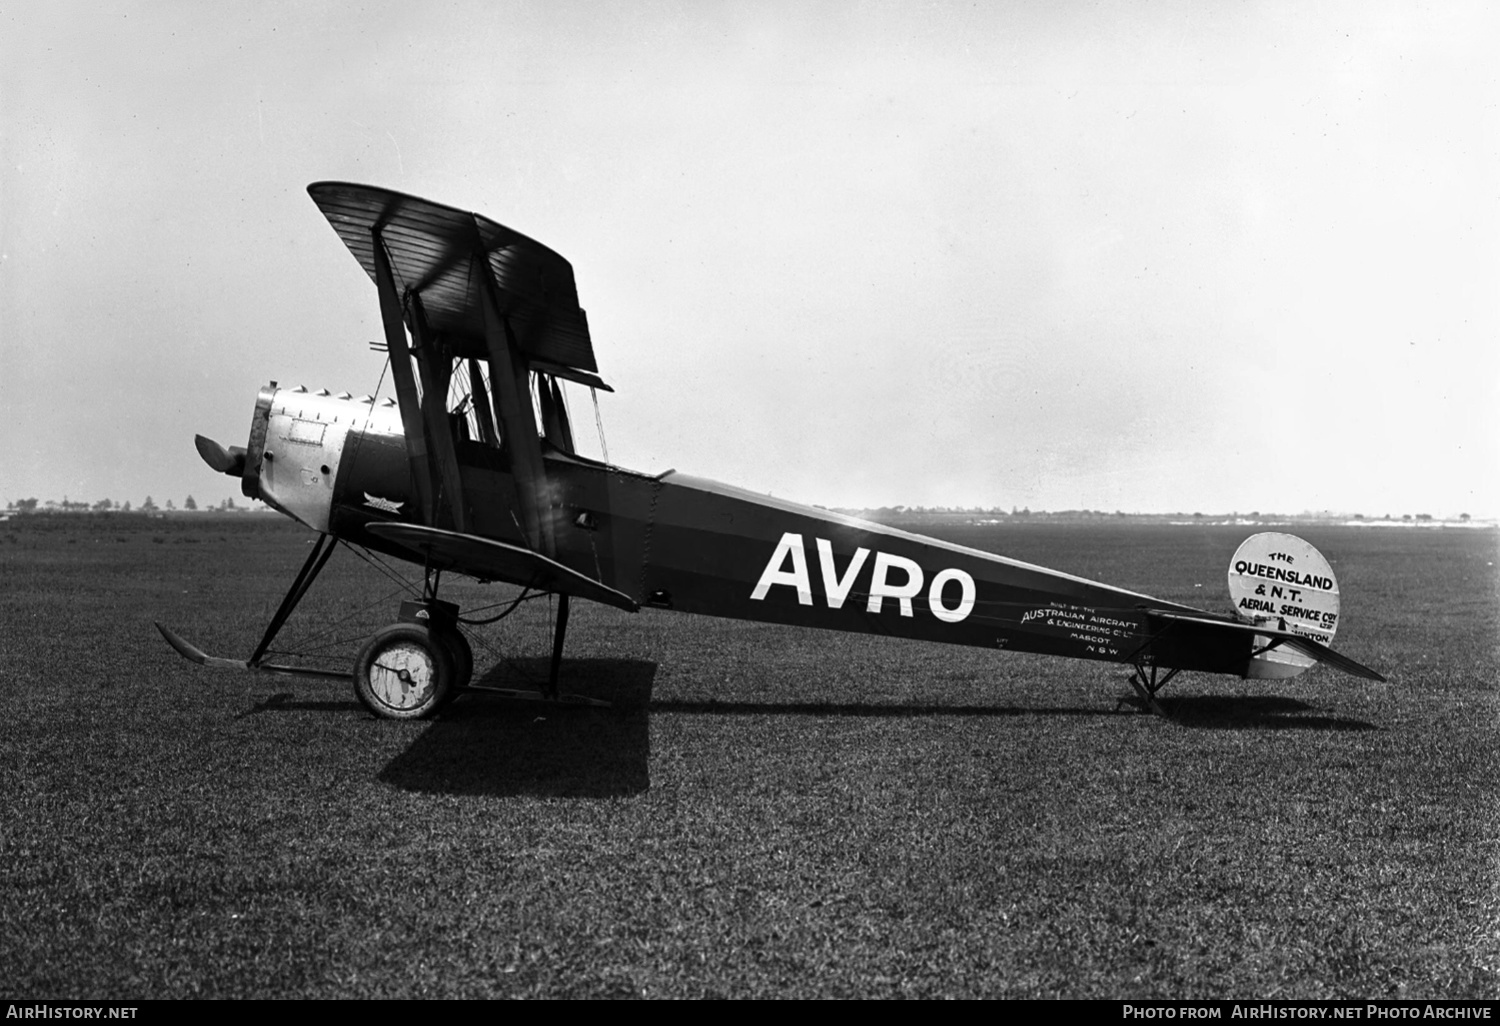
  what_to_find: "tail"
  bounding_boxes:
[1225,532,1384,682]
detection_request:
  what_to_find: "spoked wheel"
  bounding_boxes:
[354,623,455,719]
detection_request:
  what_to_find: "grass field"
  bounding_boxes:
[2,513,1496,998]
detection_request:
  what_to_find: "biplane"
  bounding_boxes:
[158,182,1385,718]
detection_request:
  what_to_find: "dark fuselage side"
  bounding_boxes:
[545,460,1238,674]
[323,425,1247,676]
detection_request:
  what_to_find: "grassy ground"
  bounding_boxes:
[1,514,1495,998]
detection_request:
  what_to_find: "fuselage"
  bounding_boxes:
[229,383,1304,680]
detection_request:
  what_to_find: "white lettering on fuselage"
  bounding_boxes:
[750,532,976,623]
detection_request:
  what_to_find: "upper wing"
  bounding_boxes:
[365,522,639,613]
[307,181,605,386]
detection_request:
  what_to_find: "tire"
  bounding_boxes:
[354,623,455,720]
[438,626,474,690]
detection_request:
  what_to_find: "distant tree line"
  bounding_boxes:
[829,505,1479,524]
[4,495,248,513]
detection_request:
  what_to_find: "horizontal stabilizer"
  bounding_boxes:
[364,523,640,612]
[1146,610,1387,682]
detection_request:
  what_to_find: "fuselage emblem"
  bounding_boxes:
[364,493,404,514]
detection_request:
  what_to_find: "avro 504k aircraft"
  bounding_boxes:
[159,182,1385,718]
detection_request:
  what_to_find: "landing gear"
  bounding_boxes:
[354,622,455,719]
[158,534,590,713]
[1126,660,1180,718]
[353,598,470,719]
[354,587,599,717]
[548,593,570,700]
[438,624,474,691]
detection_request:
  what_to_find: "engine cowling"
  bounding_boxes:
[197,383,406,533]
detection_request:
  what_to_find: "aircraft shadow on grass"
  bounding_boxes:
[238,693,365,717]
[654,691,1376,731]
[364,658,1378,798]
[1139,694,1378,731]
[377,657,658,798]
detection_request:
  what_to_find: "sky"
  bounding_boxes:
[3,0,1496,517]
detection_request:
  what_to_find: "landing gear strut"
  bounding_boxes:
[158,536,604,717]
[548,594,570,700]
[355,588,599,717]
[1126,660,1180,718]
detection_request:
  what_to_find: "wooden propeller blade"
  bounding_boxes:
[194,435,247,477]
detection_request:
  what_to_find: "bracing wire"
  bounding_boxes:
[591,387,610,464]
[458,587,540,625]
[342,540,424,596]
[262,583,415,659]
[256,540,422,664]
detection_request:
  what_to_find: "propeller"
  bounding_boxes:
[195,434,247,478]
